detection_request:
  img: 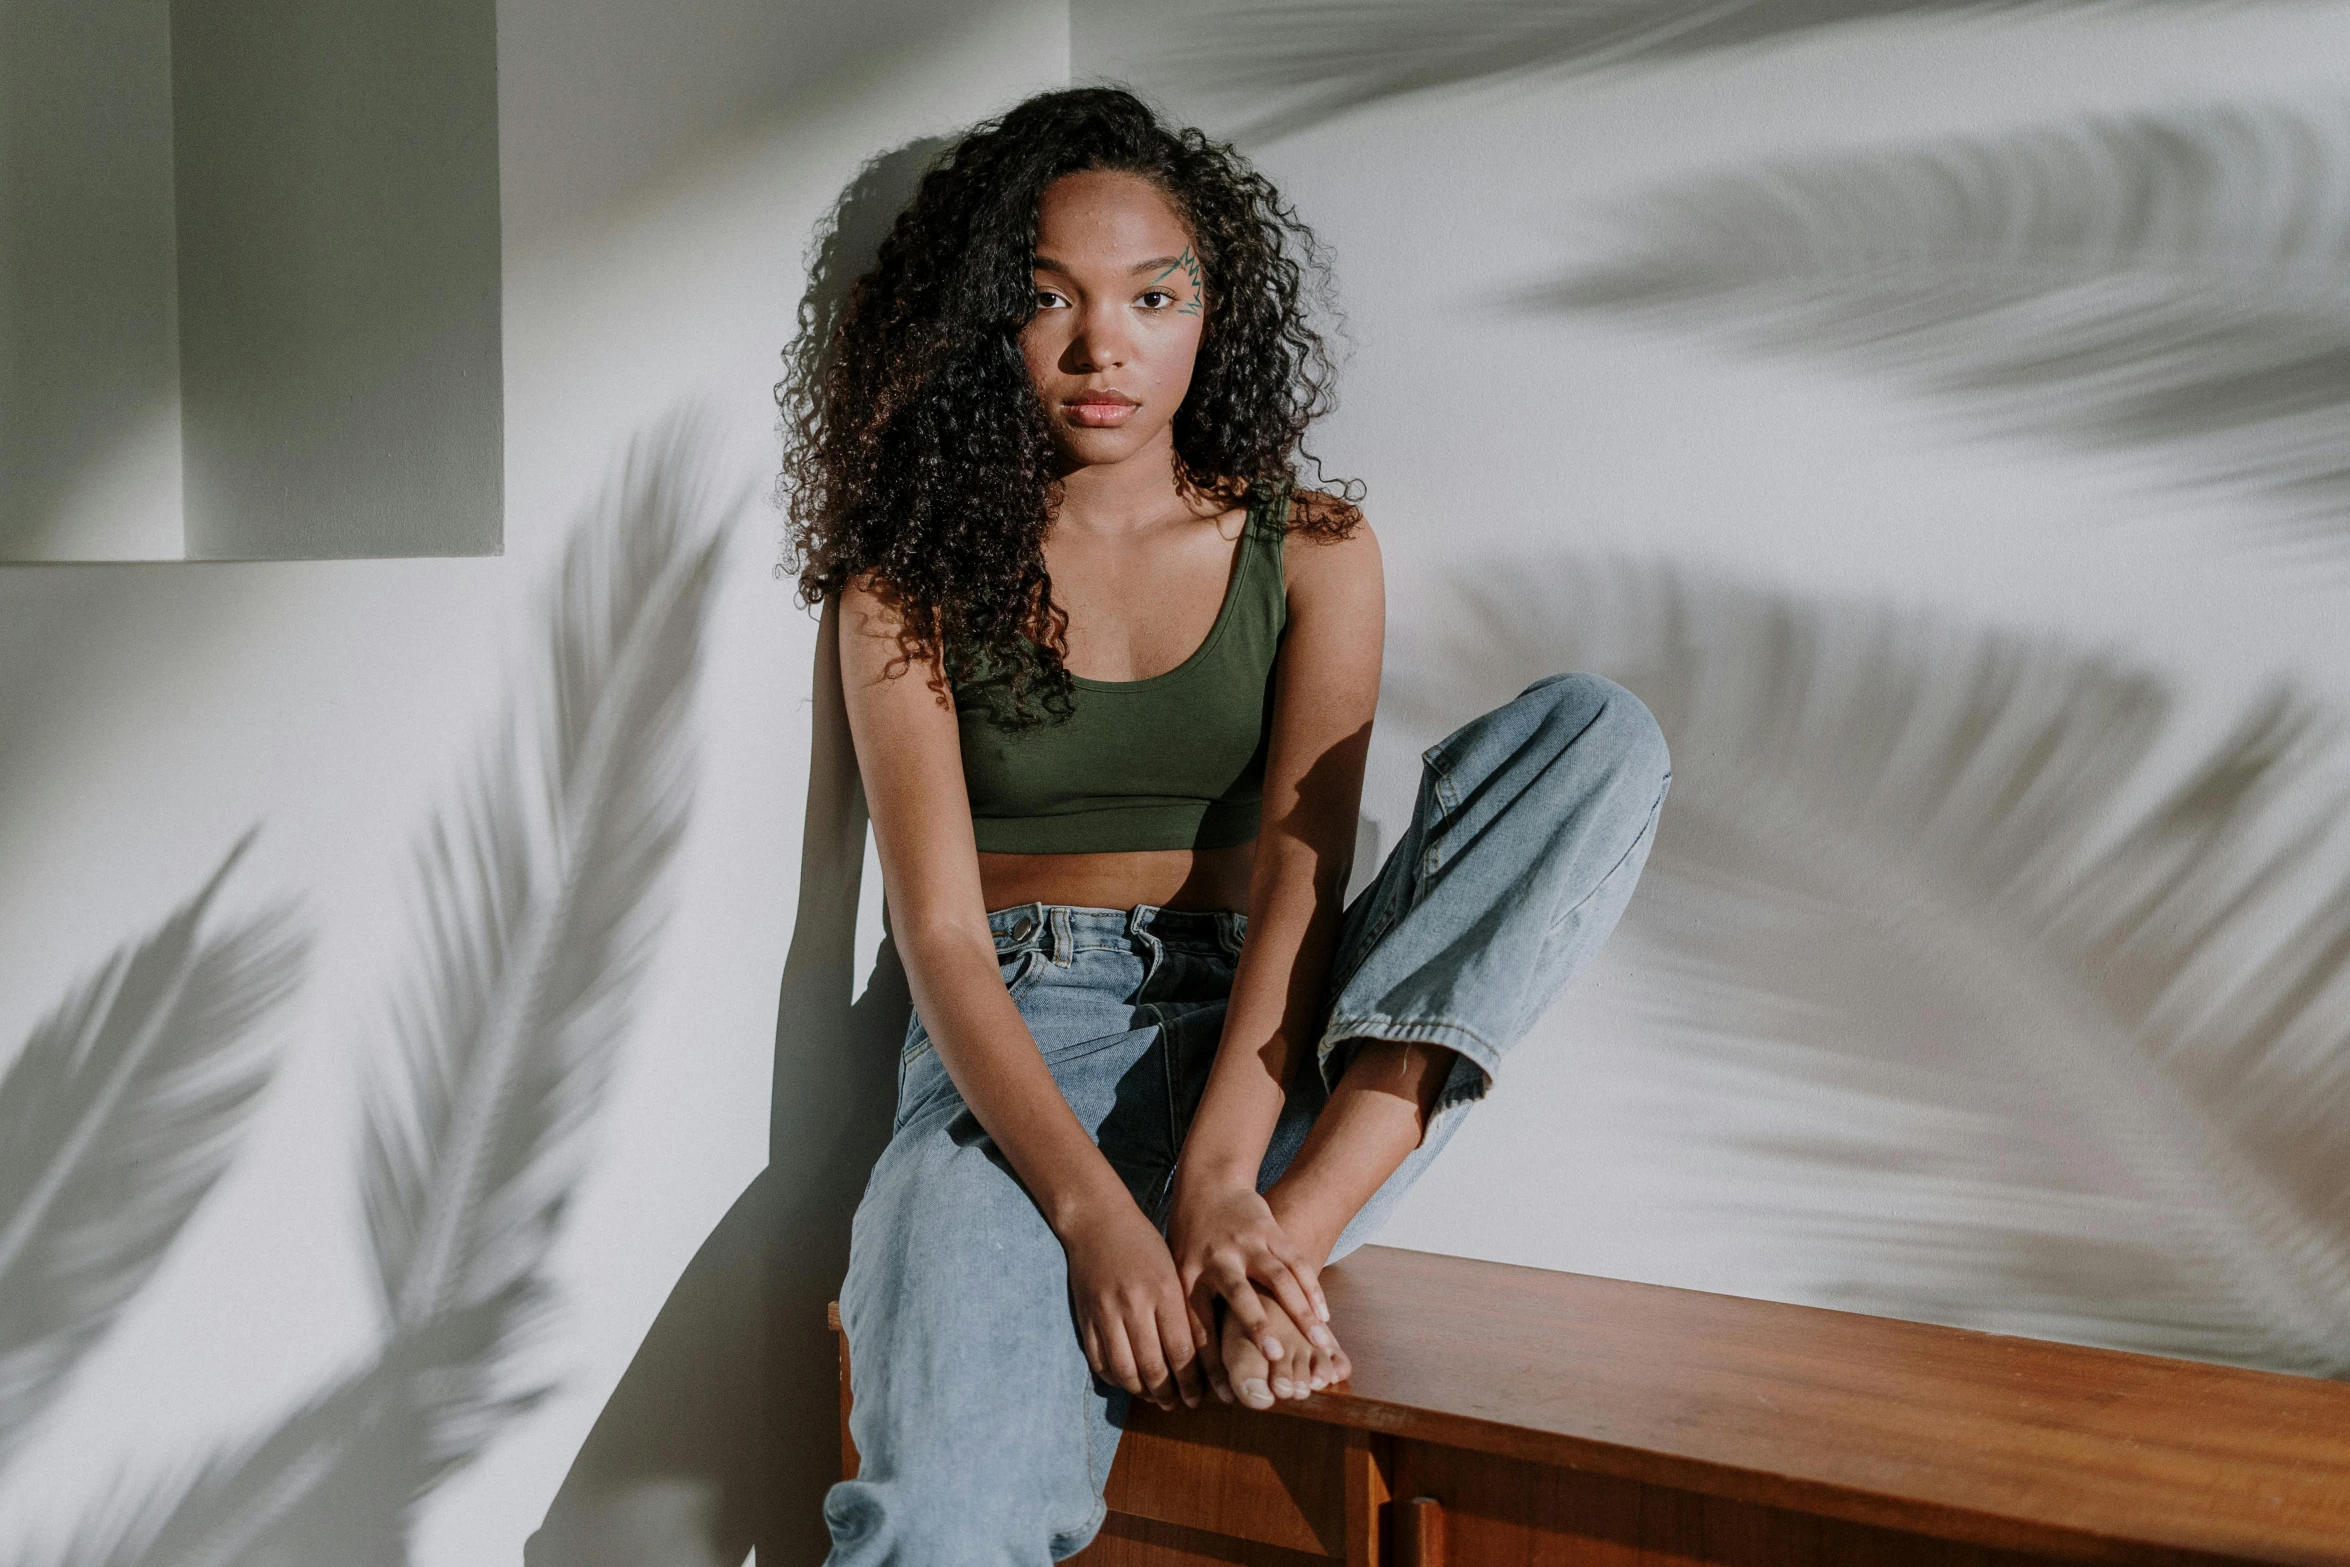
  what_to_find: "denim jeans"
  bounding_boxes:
[825,672,1672,1565]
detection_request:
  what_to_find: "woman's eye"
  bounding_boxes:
[1035,290,1068,309]
[1139,290,1174,309]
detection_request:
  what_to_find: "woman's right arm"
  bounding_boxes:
[836,579,1206,1409]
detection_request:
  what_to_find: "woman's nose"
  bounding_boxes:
[1063,306,1134,373]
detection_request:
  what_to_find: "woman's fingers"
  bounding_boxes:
[1157,1298,1204,1408]
[1189,1300,1232,1402]
[1271,1237,1331,1325]
[1131,1328,1176,1410]
[1101,1289,1196,1410]
[1254,1253,1341,1356]
[1097,1315,1144,1398]
[1305,1323,1345,1391]
[1212,1261,1285,1361]
[1255,1259,1320,1346]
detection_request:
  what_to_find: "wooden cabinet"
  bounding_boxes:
[835,1246,2350,1565]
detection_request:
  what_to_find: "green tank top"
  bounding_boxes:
[954,482,1291,854]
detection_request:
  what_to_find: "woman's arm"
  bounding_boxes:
[836,578,1206,1410]
[1166,508,1385,1354]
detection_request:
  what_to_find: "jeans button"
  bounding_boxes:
[1009,915,1035,941]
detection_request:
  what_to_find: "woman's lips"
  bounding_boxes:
[1064,395,1139,428]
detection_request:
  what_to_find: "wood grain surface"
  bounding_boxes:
[1391,1441,2061,1567]
[1275,1246,2350,1565]
[1082,1512,1334,1566]
[829,1247,2350,1565]
[1107,1398,1347,1555]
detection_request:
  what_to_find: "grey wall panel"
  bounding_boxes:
[171,0,503,560]
[0,0,183,560]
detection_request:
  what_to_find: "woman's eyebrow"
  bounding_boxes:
[1028,256,1187,275]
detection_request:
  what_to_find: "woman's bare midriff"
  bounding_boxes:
[978,839,1257,917]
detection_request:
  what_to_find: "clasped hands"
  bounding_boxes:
[1060,1174,1352,1413]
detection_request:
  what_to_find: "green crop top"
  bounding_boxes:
[953,482,1291,854]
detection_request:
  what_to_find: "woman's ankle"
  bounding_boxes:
[1333,1036,1454,1128]
[1266,1038,1462,1262]
[1264,1176,1350,1270]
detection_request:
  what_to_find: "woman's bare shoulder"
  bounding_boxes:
[1280,488,1381,598]
[836,569,903,629]
[835,573,958,719]
[836,572,933,661]
[1287,485,1369,536]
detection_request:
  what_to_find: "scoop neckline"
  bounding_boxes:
[1066,486,1276,693]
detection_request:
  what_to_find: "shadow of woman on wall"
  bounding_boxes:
[525,136,944,1567]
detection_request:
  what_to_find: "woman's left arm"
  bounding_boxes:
[1167,504,1385,1359]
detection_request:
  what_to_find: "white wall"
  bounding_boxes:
[1080,0,2350,1369]
[0,3,1066,1561]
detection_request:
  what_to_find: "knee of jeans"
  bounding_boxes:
[1521,671,1670,786]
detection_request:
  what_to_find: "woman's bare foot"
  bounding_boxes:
[1220,1283,1351,1409]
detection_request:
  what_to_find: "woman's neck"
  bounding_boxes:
[1052,433,1212,538]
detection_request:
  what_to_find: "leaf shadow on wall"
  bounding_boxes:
[0,832,306,1472]
[1123,0,2235,146]
[526,137,947,1567]
[1524,98,2350,558]
[4,414,733,1565]
[1384,556,2350,1375]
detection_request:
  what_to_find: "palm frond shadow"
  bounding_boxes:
[1527,100,2350,552]
[29,412,738,1566]
[528,140,944,1567]
[1385,557,2350,1374]
[1131,0,2233,144]
[24,1296,524,1567]
[0,832,306,1472]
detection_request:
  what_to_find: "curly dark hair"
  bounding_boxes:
[777,85,1359,726]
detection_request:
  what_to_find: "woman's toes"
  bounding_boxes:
[1276,1340,1314,1399]
[1221,1314,1275,1409]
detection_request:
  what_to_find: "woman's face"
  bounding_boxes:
[1021,170,1207,473]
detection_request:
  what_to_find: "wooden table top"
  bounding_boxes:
[1296,1246,2350,1565]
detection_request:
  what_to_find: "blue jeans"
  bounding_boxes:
[825,672,1671,1564]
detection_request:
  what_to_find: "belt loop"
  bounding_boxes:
[1218,911,1247,958]
[1049,905,1073,966]
[1127,903,1165,989]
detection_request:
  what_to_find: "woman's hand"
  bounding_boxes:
[1059,1198,1206,1412]
[1167,1176,1341,1389]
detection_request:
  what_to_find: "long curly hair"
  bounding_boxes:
[778,85,1358,726]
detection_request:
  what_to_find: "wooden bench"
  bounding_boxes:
[830,1244,2350,1565]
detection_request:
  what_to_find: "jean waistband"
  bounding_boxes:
[985,902,1247,964]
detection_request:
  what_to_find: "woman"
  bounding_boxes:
[779,86,1670,1562]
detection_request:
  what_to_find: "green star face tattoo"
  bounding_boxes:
[1151,246,1206,316]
